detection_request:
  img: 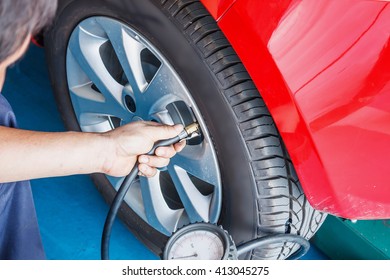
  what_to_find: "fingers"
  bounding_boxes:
[138,140,186,164]
[137,141,187,178]
[138,154,170,169]
[112,121,188,178]
[174,140,186,153]
[144,122,184,142]
[138,164,158,178]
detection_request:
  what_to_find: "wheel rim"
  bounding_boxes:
[66,16,222,235]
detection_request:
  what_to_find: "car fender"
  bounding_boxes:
[201,0,390,219]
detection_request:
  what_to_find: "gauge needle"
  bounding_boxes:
[171,253,198,259]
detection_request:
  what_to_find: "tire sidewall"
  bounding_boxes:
[45,0,258,256]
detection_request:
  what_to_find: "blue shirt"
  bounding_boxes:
[0,93,45,259]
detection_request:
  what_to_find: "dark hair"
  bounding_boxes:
[0,0,57,63]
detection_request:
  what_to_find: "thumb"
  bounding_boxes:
[149,124,184,141]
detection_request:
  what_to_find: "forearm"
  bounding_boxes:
[0,126,108,183]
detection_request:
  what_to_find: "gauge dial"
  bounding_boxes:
[163,223,230,260]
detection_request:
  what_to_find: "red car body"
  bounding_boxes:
[201,0,390,219]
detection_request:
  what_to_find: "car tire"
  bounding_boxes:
[45,0,326,259]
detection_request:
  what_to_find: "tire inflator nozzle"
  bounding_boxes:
[179,122,200,140]
[166,101,203,145]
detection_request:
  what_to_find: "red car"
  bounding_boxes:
[44,0,390,259]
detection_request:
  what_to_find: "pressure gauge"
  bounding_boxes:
[163,223,237,260]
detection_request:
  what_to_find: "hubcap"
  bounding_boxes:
[66,17,222,235]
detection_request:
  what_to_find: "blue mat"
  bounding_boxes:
[2,44,327,260]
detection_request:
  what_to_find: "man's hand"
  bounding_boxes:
[101,121,186,178]
[0,121,185,183]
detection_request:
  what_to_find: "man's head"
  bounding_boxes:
[0,0,57,88]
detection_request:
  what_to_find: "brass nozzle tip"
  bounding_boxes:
[184,123,200,136]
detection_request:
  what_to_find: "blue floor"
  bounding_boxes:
[2,44,327,260]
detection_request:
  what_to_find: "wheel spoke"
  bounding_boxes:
[171,145,220,187]
[136,64,180,119]
[168,165,212,223]
[96,17,148,95]
[139,172,184,235]
[79,115,112,133]
[69,84,131,124]
[68,25,124,106]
